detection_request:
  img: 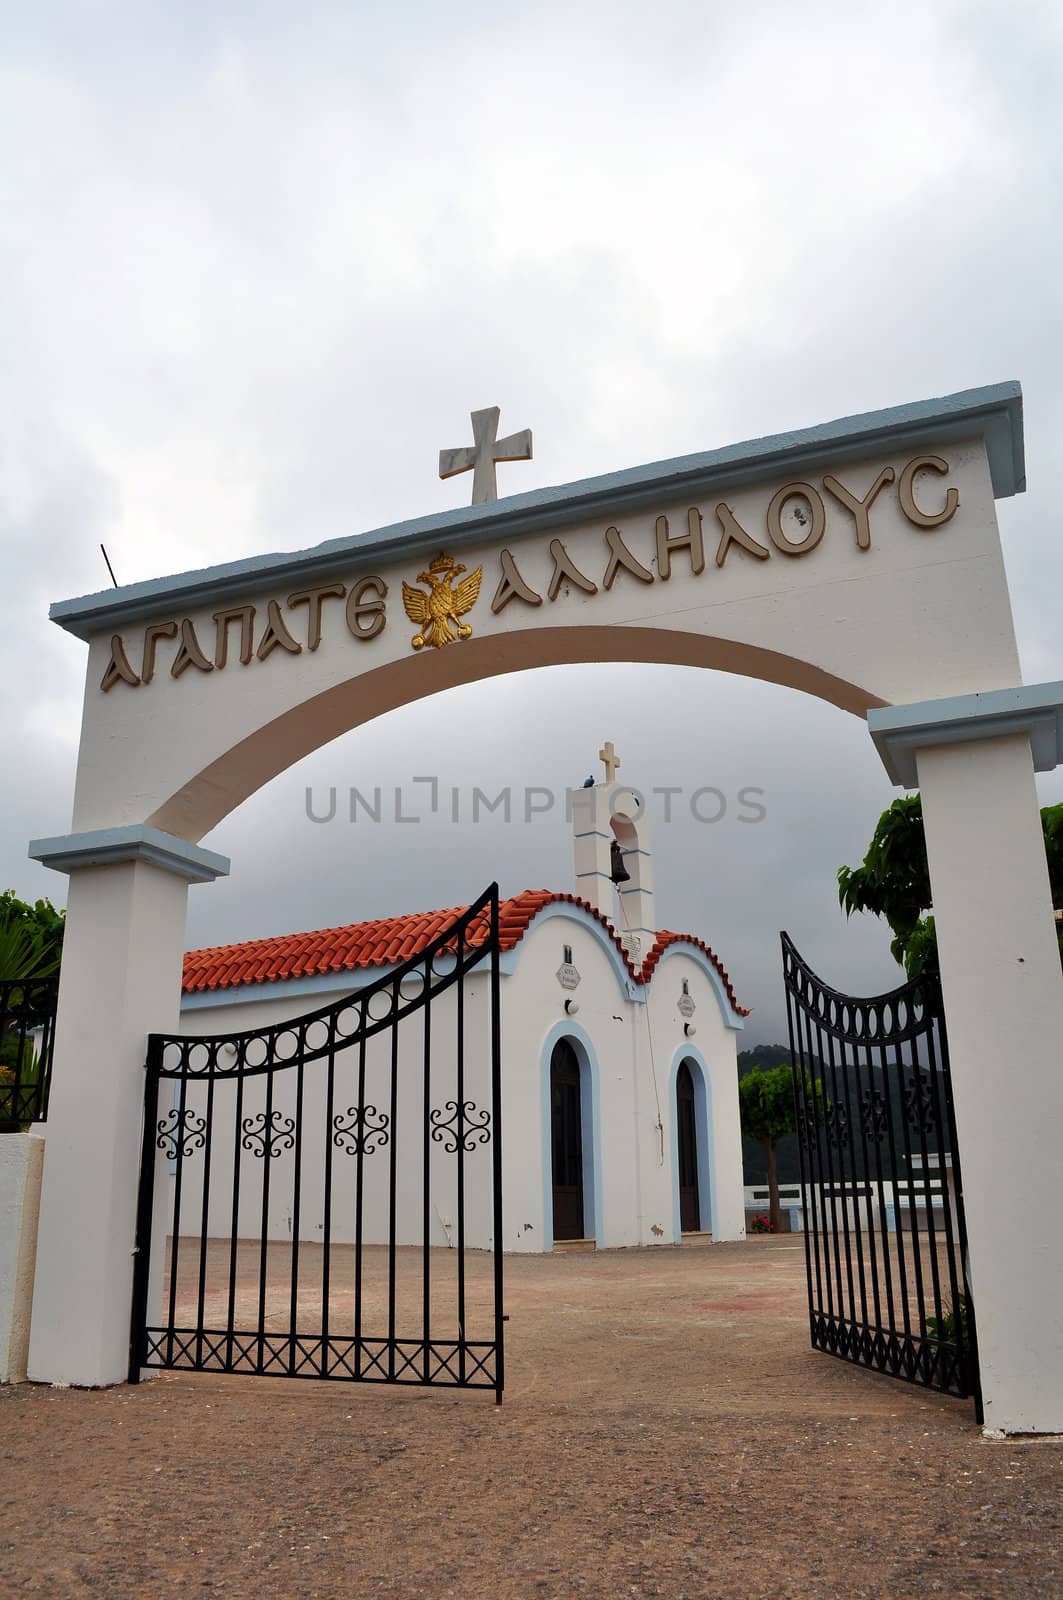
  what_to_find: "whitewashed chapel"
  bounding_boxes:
[175,745,748,1253]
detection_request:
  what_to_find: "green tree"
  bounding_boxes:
[737,1045,798,1186]
[837,797,1063,980]
[737,1063,823,1233]
[0,892,64,1130]
[0,891,64,977]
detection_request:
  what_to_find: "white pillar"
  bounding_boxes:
[870,686,1063,1434]
[26,827,229,1387]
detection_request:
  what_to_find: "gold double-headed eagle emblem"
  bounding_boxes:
[402,553,483,650]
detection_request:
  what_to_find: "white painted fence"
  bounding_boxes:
[744,1154,957,1235]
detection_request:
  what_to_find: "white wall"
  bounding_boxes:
[172,906,747,1257]
[644,948,745,1243]
[493,909,644,1252]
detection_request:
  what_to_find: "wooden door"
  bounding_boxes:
[551,1040,585,1240]
[677,1059,700,1233]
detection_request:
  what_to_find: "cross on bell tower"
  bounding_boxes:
[598,741,621,784]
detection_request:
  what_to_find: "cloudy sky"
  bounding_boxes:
[4,0,1062,1044]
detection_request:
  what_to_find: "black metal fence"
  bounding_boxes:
[0,974,59,1129]
[782,934,980,1417]
[130,885,504,1400]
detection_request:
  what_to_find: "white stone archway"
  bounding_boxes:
[27,382,1063,1433]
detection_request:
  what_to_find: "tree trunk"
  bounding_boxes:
[763,1138,783,1234]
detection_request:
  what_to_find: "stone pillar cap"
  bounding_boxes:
[869,682,1063,787]
[29,824,230,883]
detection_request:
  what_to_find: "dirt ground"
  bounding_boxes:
[1,1237,1060,1600]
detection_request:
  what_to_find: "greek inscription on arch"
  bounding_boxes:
[546,539,597,601]
[714,503,769,567]
[766,482,827,557]
[288,583,347,651]
[898,455,959,529]
[213,605,256,667]
[171,618,214,678]
[655,508,705,579]
[141,621,178,684]
[256,599,302,661]
[491,549,542,613]
[602,525,654,589]
[100,634,140,692]
[346,576,388,639]
[822,467,895,551]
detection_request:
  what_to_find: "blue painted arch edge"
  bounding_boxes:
[539,1019,605,1250]
[648,941,746,1030]
[668,1044,717,1244]
[501,900,642,1002]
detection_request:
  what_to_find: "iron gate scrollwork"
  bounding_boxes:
[781,934,980,1418]
[130,885,504,1401]
[0,974,59,1129]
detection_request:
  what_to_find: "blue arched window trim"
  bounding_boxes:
[540,1020,604,1250]
[669,1045,715,1240]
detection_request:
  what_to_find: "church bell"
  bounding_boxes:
[610,838,631,884]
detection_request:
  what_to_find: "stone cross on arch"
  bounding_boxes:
[439,406,533,505]
[599,741,620,783]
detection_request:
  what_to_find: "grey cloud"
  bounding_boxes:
[4,0,1063,1047]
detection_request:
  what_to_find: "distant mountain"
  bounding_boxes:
[737,1042,952,1187]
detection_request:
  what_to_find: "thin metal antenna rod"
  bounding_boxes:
[100,544,119,587]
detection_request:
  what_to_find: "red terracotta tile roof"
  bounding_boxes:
[640,931,750,1017]
[182,889,748,1015]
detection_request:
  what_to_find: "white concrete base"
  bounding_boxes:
[0,1133,45,1384]
[983,1428,1063,1442]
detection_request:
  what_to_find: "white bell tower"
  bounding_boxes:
[571,742,656,966]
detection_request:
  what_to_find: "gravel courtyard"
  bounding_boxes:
[1,1237,1059,1599]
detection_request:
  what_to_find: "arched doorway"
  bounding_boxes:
[550,1038,585,1240]
[676,1059,700,1233]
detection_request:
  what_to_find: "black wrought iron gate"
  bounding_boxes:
[130,886,504,1401]
[0,973,58,1129]
[781,934,980,1417]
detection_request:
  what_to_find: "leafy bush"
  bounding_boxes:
[926,1295,972,1348]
